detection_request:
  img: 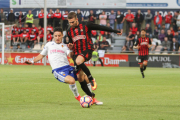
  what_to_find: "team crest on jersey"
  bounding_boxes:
[177,0,180,6]
[62,45,64,47]
[72,35,86,42]
[80,29,83,32]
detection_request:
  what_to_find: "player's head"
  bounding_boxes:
[53,27,63,44]
[31,30,34,34]
[141,29,146,37]
[25,24,28,28]
[68,12,79,28]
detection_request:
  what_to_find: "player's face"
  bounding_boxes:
[68,17,78,28]
[141,31,146,36]
[54,31,63,44]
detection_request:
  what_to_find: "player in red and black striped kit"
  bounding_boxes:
[67,12,121,93]
[134,29,152,78]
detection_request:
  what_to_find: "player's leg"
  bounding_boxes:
[143,56,148,71]
[138,56,145,78]
[98,58,104,66]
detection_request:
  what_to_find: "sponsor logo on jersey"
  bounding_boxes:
[80,29,83,32]
[72,35,86,42]
[140,42,148,45]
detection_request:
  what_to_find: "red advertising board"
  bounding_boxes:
[0,53,128,67]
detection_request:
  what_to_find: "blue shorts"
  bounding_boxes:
[52,65,77,83]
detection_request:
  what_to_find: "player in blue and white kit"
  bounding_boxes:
[25,27,82,101]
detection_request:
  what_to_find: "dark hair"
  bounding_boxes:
[177,11,179,13]
[68,12,77,19]
[141,29,146,32]
[54,27,63,33]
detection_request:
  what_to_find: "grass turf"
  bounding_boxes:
[0,65,180,120]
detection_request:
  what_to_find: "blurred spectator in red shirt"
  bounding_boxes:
[91,30,97,38]
[53,9,61,27]
[12,24,19,35]
[88,10,96,23]
[27,30,36,48]
[38,9,44,27]
[164,12,172,30]
[13,31,20,43]
[20,30,29,43]
[154,11,162,29]
[130,23,138,35]
[62,10,68,31]
[47,30,52,42]
[47,24,53,34]
[47,9,54,26]
[125,10,134,35]
[18,11,25,27]
[31,24,38,35]
[24,24,31,34]
[37,30,44,43]
[38,26,44,34]
[18,24,24,34]
[170,27,175,36]
[135,10,144,31]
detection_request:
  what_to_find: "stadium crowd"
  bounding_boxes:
[0,8,180,53]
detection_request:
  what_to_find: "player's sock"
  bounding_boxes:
[143,65,147,71]
[69,83,79,97]
[87,83,92,92]
[78,63,94,82]
[79,80,93,97]
[140,68,145,78]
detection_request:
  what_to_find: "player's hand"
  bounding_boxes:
[67,43,74,50]
[24,61,33,65]
[117,32,122,36]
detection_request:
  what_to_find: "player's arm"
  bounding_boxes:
[68,50,74,58]
[148,38,152,48]
[133,39,140,49]
[25,54,45,64]
[86,22,122,35]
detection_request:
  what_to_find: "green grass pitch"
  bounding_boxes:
[0,65,180,120]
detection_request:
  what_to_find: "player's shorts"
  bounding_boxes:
[52,65,77,83]
[138,55,148,64]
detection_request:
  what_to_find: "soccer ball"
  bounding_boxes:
[80,95,93,108]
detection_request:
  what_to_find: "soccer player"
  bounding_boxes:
[67,12,122,90]
[134,29,152,78]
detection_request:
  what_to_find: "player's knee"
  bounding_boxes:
[144,62,148,66]
[75,60,82,65]
[69,78,75,85]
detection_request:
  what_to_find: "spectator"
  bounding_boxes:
[88,10,96,23]
[12,24,19,35]
[127,30,135,43]
[161,24,167,34]
[91,30,97,38]
[77,9,83,22]
[135,9,144,31]
[47,30,52,42]
[134,31,140,42]
[145,9,152,26]
[97,33,103,41]
[64,36,69,44]
[18,24,24,34]
[153,26,159,38]
[99,37,110,52]
[170,27,175,36]
[37,30,44,43]
[145,23,152,38]
[176,11,180,28]
[24,24,31,34]
[108,10,116,29]
[62,10,69,31]
[122,31,134,52]
[161,37,170,53]
[18,11,25,27]
[53,9,61,27]
[13,31,20,45]
[31,24,38,35]
[174,32,180,45]
[170,38,179,53]
[47,24,53,33]
[20,30,29,43]
[94,39,100,49]
[164,11,172,30]
[8,9,15,25]
[26,10,33,28]
[130,23,138,35]
[154,11,162,29]
[158,29,166,42]
[115,10,125,33]
[99,11,107,26]
[0,8,7,23]
[38,26,44,34]
[172,11,178,31]
[104,32,110,39]
[6,31,13,49]
[125,10,134,35]
[38,9,44,28]
[47,9,54,26]
[178,26,180,34]
[92,46,103,67]
[27,30,36,48]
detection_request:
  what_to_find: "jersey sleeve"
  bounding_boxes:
[86,22,120,33]
[67,31,73,43]
[40,43,48,56]
[64,44,70,55]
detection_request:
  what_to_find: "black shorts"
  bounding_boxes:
[138,55,148,64]
[73,49,93,73]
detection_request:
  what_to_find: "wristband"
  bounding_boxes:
[31,60,34,64]
[70,50,73,52]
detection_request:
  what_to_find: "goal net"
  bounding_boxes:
[0,23,14,65]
